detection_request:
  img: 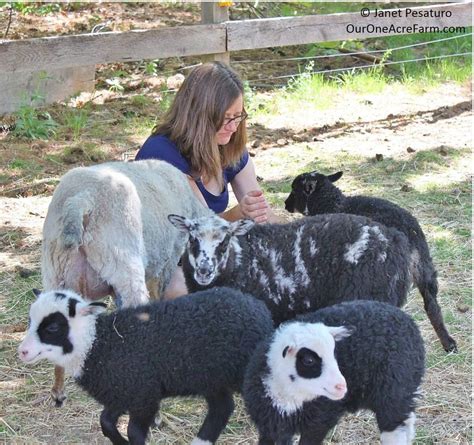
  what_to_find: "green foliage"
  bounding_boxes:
[61,108,90,140]
[13,104,58,140]
[2,1,61,15]
[157,85,175,113]
[105,78,124,93]
[139,59,161,76]
[12,71,59,139]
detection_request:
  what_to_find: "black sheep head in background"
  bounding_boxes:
[284,171,343,215]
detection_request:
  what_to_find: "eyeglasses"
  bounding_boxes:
[222,111,248,128]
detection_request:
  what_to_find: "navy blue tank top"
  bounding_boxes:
[135,134,249,213]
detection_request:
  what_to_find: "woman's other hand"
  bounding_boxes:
[240,190,269,223]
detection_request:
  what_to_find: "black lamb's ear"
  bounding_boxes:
[285,192,295,213]
[32,288,42,298]
[328,171,343,182]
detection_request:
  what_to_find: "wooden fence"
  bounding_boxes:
[0,2,471,113]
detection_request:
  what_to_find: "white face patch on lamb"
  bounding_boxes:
[18,290,103,377]
[263,322,350,415]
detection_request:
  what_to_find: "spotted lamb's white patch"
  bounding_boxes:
[379,252,387,262]
[303,299,311,309]
[269,248,296,296]
[309,238,318,256]
[259,270,270,289]
[370,225,388,243]
[344,225,371,264]
[230,237,242,266]
[293,227,310,287]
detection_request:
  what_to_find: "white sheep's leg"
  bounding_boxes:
[98,255,149,308]
[380,413,415,445]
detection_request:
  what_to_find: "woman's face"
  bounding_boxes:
[216,95,244,146]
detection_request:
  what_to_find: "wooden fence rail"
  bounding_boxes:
[0,2,471,113]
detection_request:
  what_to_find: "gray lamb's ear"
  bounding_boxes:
[231,219,255,236]
[327,325,355,341]
[328,171,343,182]
[168,214,193,233]
[32,288,42,298]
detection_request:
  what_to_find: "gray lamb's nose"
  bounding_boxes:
[198,259,214,275]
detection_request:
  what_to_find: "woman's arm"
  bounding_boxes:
[227,158,284,223]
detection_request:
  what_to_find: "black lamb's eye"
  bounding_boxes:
[45,322,60,334]
[301,354,316,367]
[295,348,322,378]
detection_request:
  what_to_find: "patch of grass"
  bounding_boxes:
[61,143,107,163]
[8,159,39,172]
[129,94,155,108]
[13,103,58,140]
[0,272,40,326]
[61,108,90,140]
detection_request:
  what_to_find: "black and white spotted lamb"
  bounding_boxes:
[168,212,412,325]
[18,288,273,445]
[243,300,425,445]
[284,170,456,352]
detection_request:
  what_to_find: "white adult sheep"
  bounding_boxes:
[41,159,209,405]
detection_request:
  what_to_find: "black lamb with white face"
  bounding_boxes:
[242,300,425,445]
[284,170,456,353]
[169,212,412,326]
[19,287,273,445]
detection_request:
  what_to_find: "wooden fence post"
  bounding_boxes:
[201,2,230,64]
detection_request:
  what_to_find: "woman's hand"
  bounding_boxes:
[240,190,269,223]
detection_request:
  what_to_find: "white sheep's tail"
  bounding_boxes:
[61,193,92,249]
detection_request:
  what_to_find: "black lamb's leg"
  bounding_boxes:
[195,389,235,443]
[418,269,457,352]
[100,408,128,445]
[127,409,157,445]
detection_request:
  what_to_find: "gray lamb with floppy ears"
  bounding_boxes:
[168,212,412,325]
[19,287,273,445]
[243,300,425,445]
[284,170,456,353]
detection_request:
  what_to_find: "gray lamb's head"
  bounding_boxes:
[285,171,343,216]
[168,213,255,286]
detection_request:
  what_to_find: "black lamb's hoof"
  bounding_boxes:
[444,338,458,353]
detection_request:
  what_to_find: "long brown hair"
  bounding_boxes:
[153,62,247,186]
